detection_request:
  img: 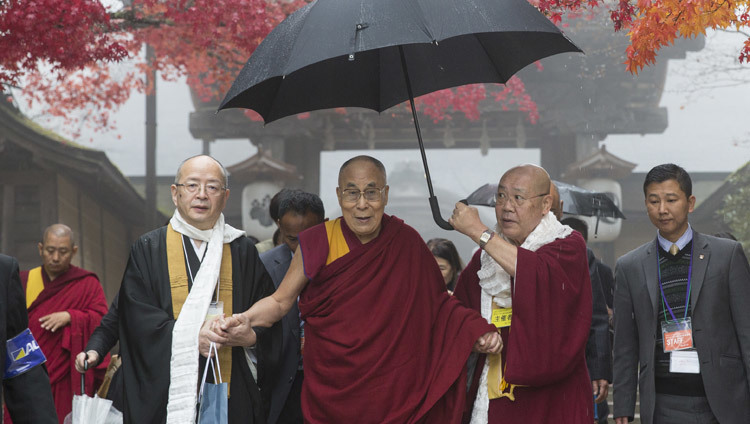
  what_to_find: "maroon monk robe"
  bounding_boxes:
[454,232,593,424]
[5,266,109,424]
[297,214,496,424]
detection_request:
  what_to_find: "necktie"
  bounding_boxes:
[669,243,680,256]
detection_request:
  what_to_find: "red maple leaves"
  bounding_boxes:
[4,0,746,136]
[0,0,128,83]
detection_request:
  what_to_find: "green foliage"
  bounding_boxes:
[717,161,750,256]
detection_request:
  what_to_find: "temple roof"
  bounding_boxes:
[563,144,637,179]
[226,148,302,183]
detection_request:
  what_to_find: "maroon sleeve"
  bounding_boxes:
[454,249,482,311]
[297,221,330,281]
[504,232,592,386]
[63,275,110,396]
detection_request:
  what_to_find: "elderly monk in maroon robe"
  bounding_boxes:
[213,155,501,424]
[4,224,108,424]
[449,164,593,424]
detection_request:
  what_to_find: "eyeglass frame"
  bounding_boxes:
[338,186,387,203]
[494,191,549,207]
[174,182,227,196]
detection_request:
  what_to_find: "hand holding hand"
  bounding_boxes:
[199,316,226,357]
[214,313,257,348]
[614,417,629,424]
[75,351,100,373]
[473,331,503,354]
[39,311,71,332]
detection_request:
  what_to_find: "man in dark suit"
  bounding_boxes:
[260,190,324,424]
[613,163,750,424]
[1,254,58,424]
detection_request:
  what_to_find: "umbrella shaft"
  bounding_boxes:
[398,46,436,198]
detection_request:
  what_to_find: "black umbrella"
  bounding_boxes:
[219,0,582,230]
[465,180,626,234]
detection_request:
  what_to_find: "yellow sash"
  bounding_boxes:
[487,300,519,401]
[25,267,45,308]
[325,218,350,265]
[166,224,233,391]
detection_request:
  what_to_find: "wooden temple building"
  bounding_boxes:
[0,98,165,299]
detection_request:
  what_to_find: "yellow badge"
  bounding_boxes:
[491,307,512,328]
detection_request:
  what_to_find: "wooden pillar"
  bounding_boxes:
[539,133,577,180]
[145,44,158,229]
[284,136,321,194]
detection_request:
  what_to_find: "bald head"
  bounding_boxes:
[338,155,386,187]
[500,164,551,195]
[495,164,553,245]
[43,224,75,246]
[175,155,228,188]
[39,223,77,280]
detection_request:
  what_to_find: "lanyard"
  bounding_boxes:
[656,240,693,323]
[181,236,215,300]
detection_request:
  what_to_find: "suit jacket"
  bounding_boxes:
[613,232,750,424]
[586,248,613,382]
[259,244,300,424]
[0,254,57,424]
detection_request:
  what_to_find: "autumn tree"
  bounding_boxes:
[2,0,748,136]
[717,160,750,257]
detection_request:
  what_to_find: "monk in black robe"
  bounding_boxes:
[114,155,280,424]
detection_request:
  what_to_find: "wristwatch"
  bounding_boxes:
[478,229,494,249]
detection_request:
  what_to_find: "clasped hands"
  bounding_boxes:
[474,330,503,354]
[198,313,257,357]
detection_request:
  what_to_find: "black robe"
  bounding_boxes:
[1,254,57,424]
[118,227,280,424]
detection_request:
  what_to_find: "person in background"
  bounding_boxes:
[256,189,290,254]
[4,224,108,424]
[427,238,464,294]
[261,189,325,424]
[613,163,750,424]
[1,253,58,424]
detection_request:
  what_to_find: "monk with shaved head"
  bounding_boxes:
[9,223,109,423]
[450,164,593,423]
[217,155,501,424]
[103,154,281,424]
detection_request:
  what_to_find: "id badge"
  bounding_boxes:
[491,307,512,328]
[670,350,700,374]
[661,317,693,352]
[206,300,224,321]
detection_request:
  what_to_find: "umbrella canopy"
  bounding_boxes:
[219,0,582,229]
[219,0,580,120]
[465,181,626,219]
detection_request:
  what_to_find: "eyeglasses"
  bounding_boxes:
[175,182,226,196]
[340,187,386,203]
[494,192,548,207]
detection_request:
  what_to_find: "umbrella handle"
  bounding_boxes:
[429,197,468,231]
[81,357,88,395]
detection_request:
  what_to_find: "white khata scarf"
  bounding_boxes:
[469,212,572,424]
[166,210,245,424]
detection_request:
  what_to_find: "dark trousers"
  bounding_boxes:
[654,393,718,424]
[277,370,304,424]
[596,398,609,423]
